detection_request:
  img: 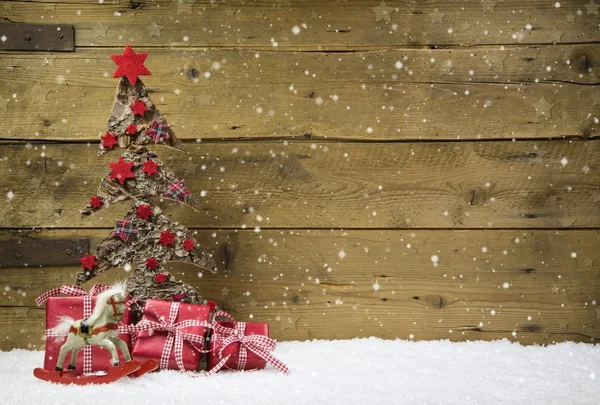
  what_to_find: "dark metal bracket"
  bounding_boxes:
[0,21,74,51]
[0,237,89,267]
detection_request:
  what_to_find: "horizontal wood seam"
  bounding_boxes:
[2,136,599,145]
[2,227,600,231]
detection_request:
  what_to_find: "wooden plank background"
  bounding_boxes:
[0,0,598,350]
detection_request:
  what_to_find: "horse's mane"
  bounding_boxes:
[87,282,127,324]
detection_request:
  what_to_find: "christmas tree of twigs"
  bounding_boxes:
[76,46,217,318]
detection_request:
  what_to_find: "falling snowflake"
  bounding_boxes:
[338,250,346,259]
[372,281,380,291]
[6,190,14,200]
[560,157,568,167]
[431,255,439,267]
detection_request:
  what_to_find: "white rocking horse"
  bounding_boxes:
[51,283,132,371]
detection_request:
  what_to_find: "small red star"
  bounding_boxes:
[101,131,118,149]
[136,204,153,220]
[110,45,152,85]
[108,157,136,185]
[146,257,159,270]
[79,253,97,271]
[207,300,216,312]
[90,195,103,209]
[158,230,176,247]
[131,99,148,116]
[182,239,195,252]
[154,273,167,284]
[143,160,159,177]
[126,123,137,135]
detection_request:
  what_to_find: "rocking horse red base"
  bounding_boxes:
[33,359,159,386]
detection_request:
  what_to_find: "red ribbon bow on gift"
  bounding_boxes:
[36,284,113,374]
[123,301,211,372]
[212,311,289,375]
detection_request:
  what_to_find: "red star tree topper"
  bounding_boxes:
[142,160,159,176]
[79,253,97,271]
[136,203,153,220]
[109,156,136,185]
[131,99,148,116]
[101,131,118,149]
[110,45,152,85]
[158,230,176,247]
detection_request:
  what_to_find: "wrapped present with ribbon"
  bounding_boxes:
[36,284,132,374]
[207,311,289,374]
[127,299,211,371]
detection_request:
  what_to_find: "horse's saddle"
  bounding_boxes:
[78,319,92,338]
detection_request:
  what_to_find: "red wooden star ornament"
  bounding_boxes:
[108,156,136,185]
[79,253,97,271]
[110,45,152,85]
[182,239,195,252]
[158,230,176,247]
[146,257,159,270]
[90,195,103,209]
[136,203,153,220]
[101,131,118,149]
[143,160,159,177]
[131,99,148,116]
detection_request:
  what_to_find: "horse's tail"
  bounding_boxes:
[50,316,75,337]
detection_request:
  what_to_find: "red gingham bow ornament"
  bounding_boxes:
[122,301,211,372]
[36,284,113,374]
[211,311,289,374]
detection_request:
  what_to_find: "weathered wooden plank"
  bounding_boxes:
[2,46,598,85]
[1,0,598,48]
[0,140,598,229]
[0,48,598,141]
[0,22,74,51]
[0,237,88,267]
[0,229,598,348]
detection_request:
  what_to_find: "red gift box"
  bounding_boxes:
[207,311,289,374]
[38,285,131,373]
[130,299,211,371]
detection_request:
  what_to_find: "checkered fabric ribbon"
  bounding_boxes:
[121,301,211,372]
[165,180,191,202]
[113,219,137,241]
[36,284,112,374]
[211,311,289,375]
[146,120,170,144]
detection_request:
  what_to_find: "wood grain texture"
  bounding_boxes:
[0,229,598,349]
[0,140,598,229]
[0,48,598,142]
[1,0,599,48]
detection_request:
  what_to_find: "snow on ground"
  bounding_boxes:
[1,338,599,405]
